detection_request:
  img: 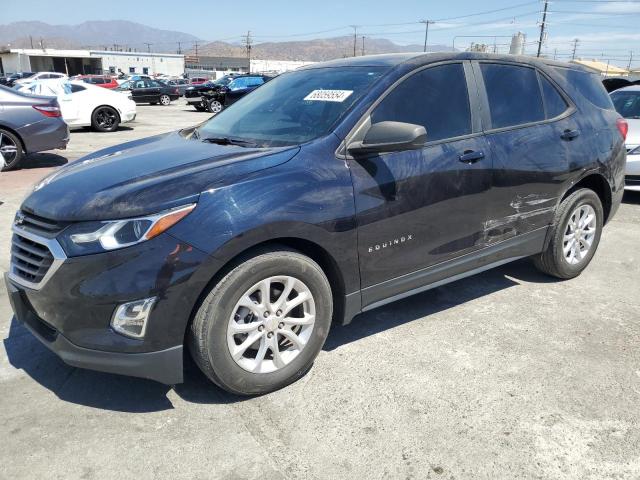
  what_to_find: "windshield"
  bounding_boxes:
[611,90,640,119]
[197,66,388,146]
[212,76,232,86]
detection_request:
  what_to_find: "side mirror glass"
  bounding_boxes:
[348,121,427,156]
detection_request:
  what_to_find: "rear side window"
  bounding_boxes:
[554,68,614,110]
[371,63,471,142]
[481,63,544,129]
[540,75,569,118]
[611,91,640,119]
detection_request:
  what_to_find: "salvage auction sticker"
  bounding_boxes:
[304,90,353,102]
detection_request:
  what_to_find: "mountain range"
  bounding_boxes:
[0,21,454,61]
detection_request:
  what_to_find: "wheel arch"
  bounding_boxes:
[91,104,121,123]
[183,236,350,346]
[561,172,613,224]
[0,124,26,153]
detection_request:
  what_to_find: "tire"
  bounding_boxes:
[0,128,24,171]
[188,247,333,395]
[159,94,171,106]
[207,99,223,114]
[91,106,120,132]
[533,188,603,279]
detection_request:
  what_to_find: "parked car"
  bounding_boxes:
[163,78,190,96]
[610,85,640,191]
[185,74,271,113]
[75,75,119,89]
[116,78,179,105]
[189,77,209,85]
[3,72,36,87]
[4,53,626,395]
[19,80,137,132]
[14,71,67,87]
[0,84,69,170]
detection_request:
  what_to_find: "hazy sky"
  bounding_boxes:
[3,0,640,66]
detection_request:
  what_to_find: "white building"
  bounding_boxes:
[250,59,315,74]
[0,48,185,77]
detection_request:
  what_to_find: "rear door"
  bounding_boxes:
[349,61,493,298]
[474,61,584,242]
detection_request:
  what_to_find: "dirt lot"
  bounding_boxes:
[1,102,639,480]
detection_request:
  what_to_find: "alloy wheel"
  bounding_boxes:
[563,204,597,265]
[95,107,117,130]
[208,100,223,114]
[0,132,18,167]
[227,275,316,373]
[160,94,171,106]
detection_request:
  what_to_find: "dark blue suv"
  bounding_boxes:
[5,53,626,395]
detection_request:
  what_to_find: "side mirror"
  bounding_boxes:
[348,121,427,156]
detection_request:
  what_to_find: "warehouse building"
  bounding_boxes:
[0,48,185,77]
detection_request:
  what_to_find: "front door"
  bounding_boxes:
[348,62,493,304]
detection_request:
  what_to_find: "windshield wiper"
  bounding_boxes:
[201,136,258,147]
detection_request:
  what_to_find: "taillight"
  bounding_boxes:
[33,105,61,117]
[617,118,628,140]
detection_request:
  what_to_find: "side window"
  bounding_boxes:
[371,63,471,142]
[229,77,249,90]
[540,74,569,119]
[481,63,545,129]
[69,84,86,93]
[554,68,614,110]
[245,77,264,87]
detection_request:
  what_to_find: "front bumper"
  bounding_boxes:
[185,95,204,105]
[5,231,209,384]
[6,272,183,384]
[120,101,137,124]
[625,154,640,191]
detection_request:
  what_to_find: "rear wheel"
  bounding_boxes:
[159,94,171,106]
[0,129,23,171]
[91,106,120,132]
[188,248,332,395]
[533,188,603,279]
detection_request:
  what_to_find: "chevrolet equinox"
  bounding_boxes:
[6,53,626,395]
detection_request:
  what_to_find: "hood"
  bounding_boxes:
[22,130,299,221]
[625,118,640,147]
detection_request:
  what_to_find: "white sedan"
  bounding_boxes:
[611,86,640,191]
[19,80,137,132]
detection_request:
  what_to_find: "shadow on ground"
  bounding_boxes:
[21,153,68,169]
[2,258,553,412]
[623,190,640,205]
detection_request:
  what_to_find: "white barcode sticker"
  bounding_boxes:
[304,89,353,102]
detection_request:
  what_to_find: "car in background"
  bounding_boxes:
[611,85,640,191]
[75,75,119,89]
[2,72,36,87]
[19,80,137,132]
[189,77,209,85]
[116,78,179,105]
[163,78,189,96]
[0,84,69,170]
[185,74,271,113]
[14,72,67,87]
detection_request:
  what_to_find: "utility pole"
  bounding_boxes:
[144,43,153,53]
[177,41,182,54]
[244,31,253,65]
[194,41,200,58]
[553,48,557,60]
[420,20,434,53]
[350,25,359,57]
[571,38,579,60]
[537,0,549,57]
[29,35,33,48]
[628,51,634,71]
[361,36,365,56]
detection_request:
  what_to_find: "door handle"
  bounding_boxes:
[459,150,485,164]
[561,129,581,141]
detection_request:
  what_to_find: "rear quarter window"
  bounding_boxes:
[554,68,614,110]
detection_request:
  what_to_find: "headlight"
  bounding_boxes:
[58,204,196,256]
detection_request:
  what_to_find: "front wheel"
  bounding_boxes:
[159,94,171,106]
[207,99,223,114]
[91,106,120,132]
[188,248,332,395]
[0,128,24,171]
[533,188,603,279]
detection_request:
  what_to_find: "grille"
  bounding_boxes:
[10,232,55,284]
[17,211,67,238]
[625,175,640,187]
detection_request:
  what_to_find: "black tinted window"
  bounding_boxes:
[554,68,614,110]
[611,91,640,119]
[540,75,569,118]
[481,64,544,129]
[371,63,471,142]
